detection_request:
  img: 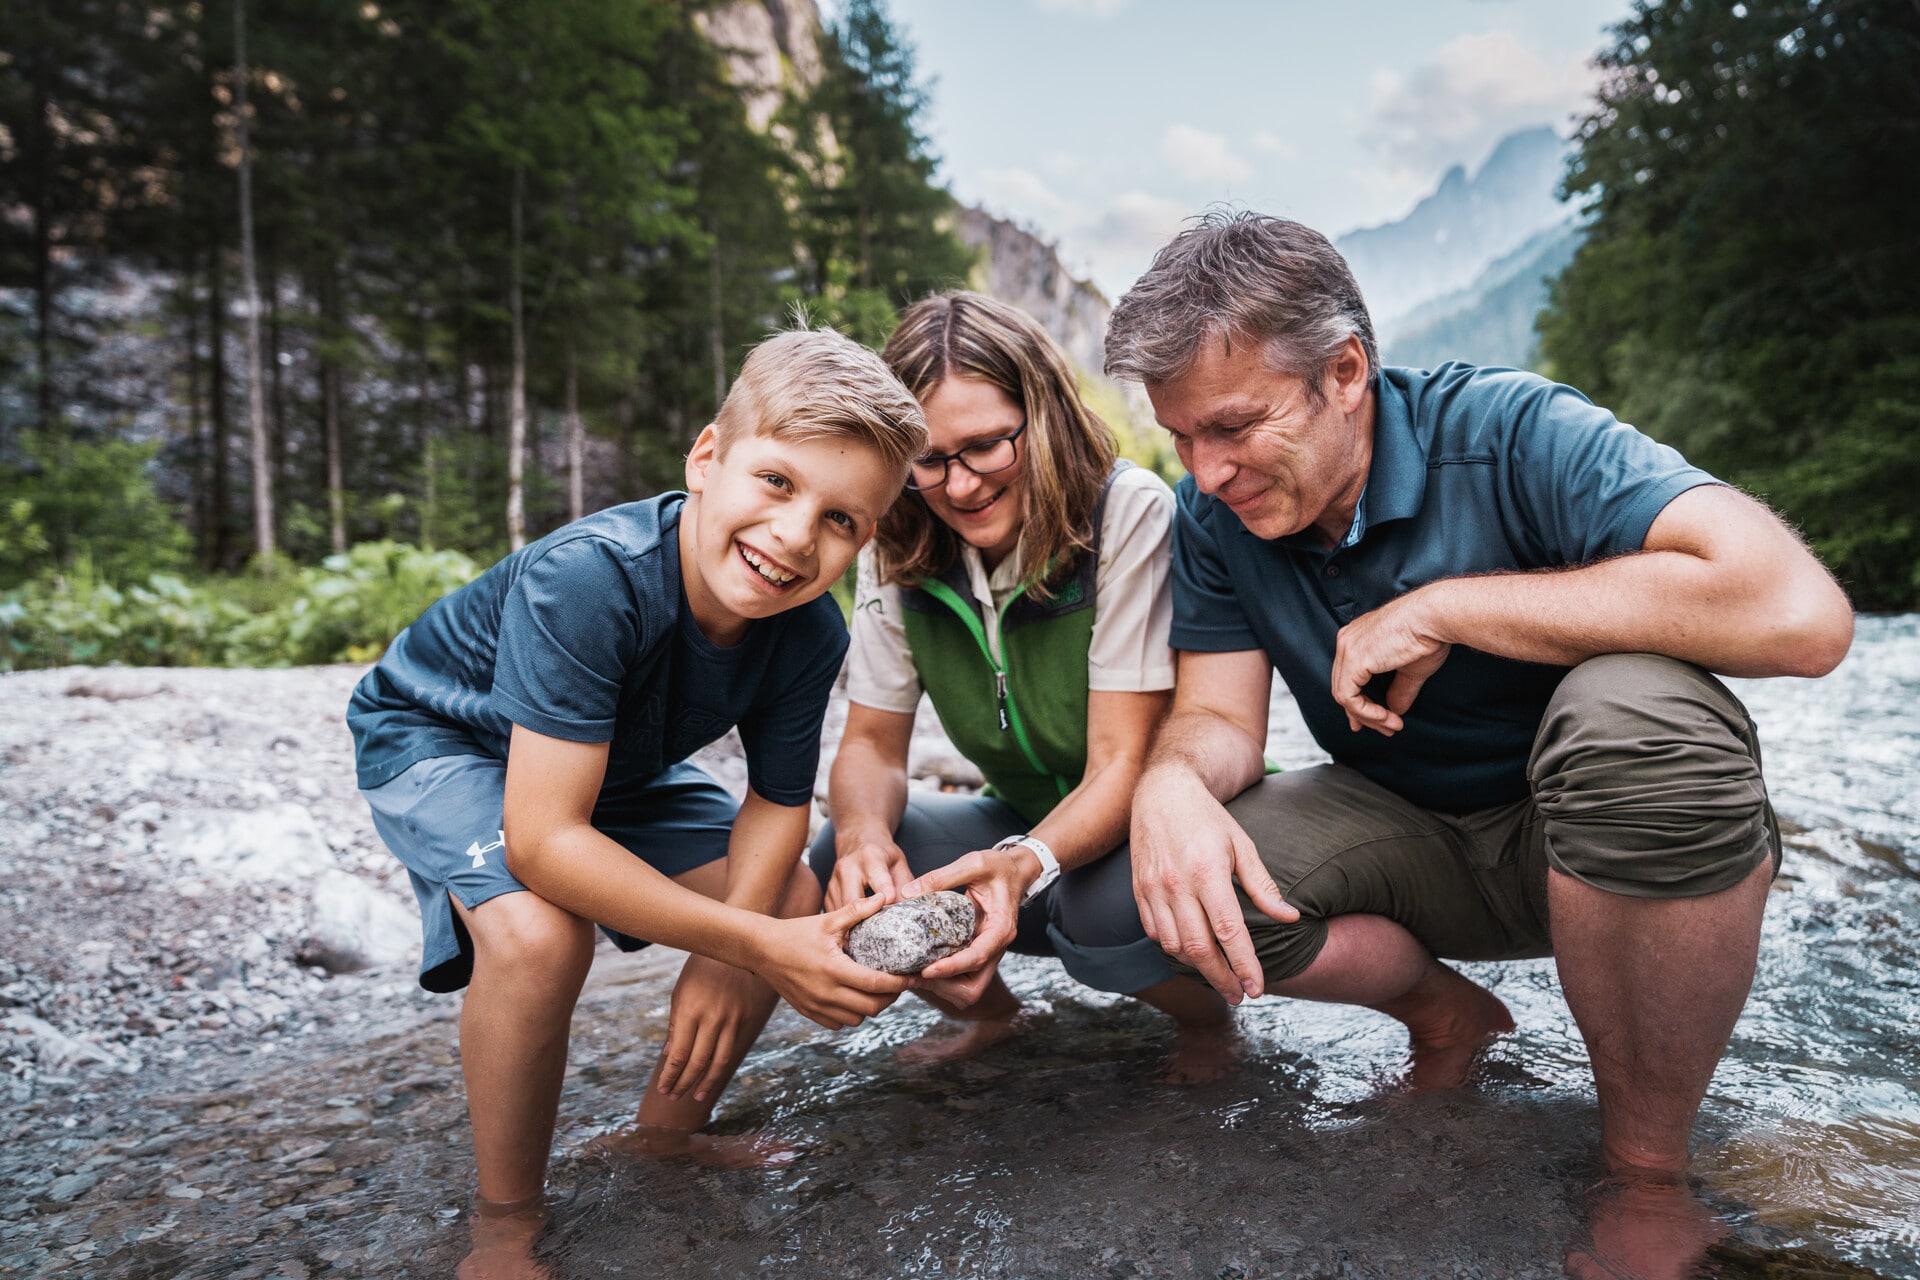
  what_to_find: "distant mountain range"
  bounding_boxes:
[1336,126,1582,370]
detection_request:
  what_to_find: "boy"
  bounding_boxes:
[346,328,926,1276]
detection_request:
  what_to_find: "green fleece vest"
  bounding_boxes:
[898,470,1122,827]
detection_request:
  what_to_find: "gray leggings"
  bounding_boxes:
[807,791,1175,995]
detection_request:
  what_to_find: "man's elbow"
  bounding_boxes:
[1771,578,1854,677]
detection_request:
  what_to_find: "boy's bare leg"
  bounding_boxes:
[451,891,597,1279]
[600,860,817,1168]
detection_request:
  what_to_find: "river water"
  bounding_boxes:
[6,616,1918,1279]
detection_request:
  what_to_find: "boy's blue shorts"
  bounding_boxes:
[361,754,737,992]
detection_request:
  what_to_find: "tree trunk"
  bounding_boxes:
[234,0,275,565]
[506,163,528,550]
[418,303,434,550]
[566,330,583,522]
[267,257,288,501]
[320,266,346,555]
[27,0,55,442]
[184,257,209,566]
[209,244,233,570]
[708,216,727,415]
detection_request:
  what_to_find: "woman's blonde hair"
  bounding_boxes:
[876,292,1117,598]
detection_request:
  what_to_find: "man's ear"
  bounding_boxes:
[684,423,720,494]
[1329,334,1372,414]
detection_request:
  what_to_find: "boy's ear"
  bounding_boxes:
[684,423,721,494]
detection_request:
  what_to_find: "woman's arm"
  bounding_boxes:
[822,701,918,910]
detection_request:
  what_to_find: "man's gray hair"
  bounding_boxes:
[1104,210,1378,406]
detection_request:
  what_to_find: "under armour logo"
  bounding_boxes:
[466,830,505,868]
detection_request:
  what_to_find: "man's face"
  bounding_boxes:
[681,424,896,643]
[1147,334,1373,543]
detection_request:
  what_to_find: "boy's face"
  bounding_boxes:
[680,423,899,644]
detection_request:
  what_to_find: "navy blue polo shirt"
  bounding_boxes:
[347,493,848,807]
[1170,362,1719,813]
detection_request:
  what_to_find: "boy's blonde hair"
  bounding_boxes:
[712,327,928,477]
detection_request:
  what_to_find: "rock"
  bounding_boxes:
[906,750,985,790]
[296,870,417,974]
[117,800,164,829]
[157,804,337,887]
[2,1014,133,1074]
[844,892,976,975]
[43,1173,98,1204]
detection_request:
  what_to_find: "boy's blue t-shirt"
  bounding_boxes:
[347,493,847,806]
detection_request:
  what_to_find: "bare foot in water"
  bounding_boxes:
[1160,1021,1245,1086]
[457,1199,550,1280]
[1565,1170,1725,1280]
[894,1007,1051,1065]
[1390,968,1515,1092]
[591,1123,798,1170]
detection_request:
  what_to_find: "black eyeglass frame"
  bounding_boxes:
[902,418,1029,492]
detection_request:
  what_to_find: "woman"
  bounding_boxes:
[810,291,1234,1075]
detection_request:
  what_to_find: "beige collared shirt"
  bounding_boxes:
[846,466,1178,713]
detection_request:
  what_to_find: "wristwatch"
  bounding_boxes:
[995,834,1061,904]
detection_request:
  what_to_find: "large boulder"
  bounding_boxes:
[297,869,418,975]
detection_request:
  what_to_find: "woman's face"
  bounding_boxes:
[916,375,1029,568]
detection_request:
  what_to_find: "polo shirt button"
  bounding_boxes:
[1326,564,1342,577]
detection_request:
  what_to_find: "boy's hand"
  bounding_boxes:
[897,846,1031,1008]
[655,955,766,1104]
[824,837,913,912]
[756,895,912,1028]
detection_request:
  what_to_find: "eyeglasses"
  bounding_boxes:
[903,419,1027,492]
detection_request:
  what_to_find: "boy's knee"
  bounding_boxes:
[1531,654,1775,898]
[467,892,596,979]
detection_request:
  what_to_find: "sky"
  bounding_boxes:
[835,0,1637,300]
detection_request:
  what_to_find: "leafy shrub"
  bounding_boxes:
[0,433,191,590]
[0,541,481,671]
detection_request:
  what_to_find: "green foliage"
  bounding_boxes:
[1540,0,1920,609]
[0,433,191,589]
[0,541,479,671]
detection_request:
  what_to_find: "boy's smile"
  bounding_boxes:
[681,424,896,645]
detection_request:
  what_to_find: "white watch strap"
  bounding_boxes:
[997,834,1060,904]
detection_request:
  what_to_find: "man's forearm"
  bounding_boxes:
[1142,707,1267,804]
[1413,548,1848,678]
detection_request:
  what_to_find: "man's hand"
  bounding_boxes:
[1131,766,1297,1003]
[824,836,913,912]
[753,895,913,1028]
[899,845,1037,1007]
[1331,588,1452,736]
[655,955,765,1104]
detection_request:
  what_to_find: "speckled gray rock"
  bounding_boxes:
[844,891,977,975]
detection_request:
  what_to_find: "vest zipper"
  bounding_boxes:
[915,577,1063,795]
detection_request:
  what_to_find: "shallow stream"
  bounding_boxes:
[5,616,1918,1278]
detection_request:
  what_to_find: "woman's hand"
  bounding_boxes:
[654,955,765,1103]
[824,836,913,912]
[900,845,1039,1007]
[752,894,914,1028]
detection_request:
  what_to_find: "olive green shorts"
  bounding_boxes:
[1213,654,1781,983]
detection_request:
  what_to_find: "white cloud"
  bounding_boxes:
[975,168,1086,230]
[1032,0,1128,15]
[1360,31,1598,185]
[1160,125,1253,185]
[1250,130,1297,159]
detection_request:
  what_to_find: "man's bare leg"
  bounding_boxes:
[452,891,598,1280]
[599,860,817,1169]
[1267,913,1514,1090]
[1551,858,1770,1280]
[1550,857,1770,1174]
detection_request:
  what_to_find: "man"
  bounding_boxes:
[1103,212,1852,1267]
